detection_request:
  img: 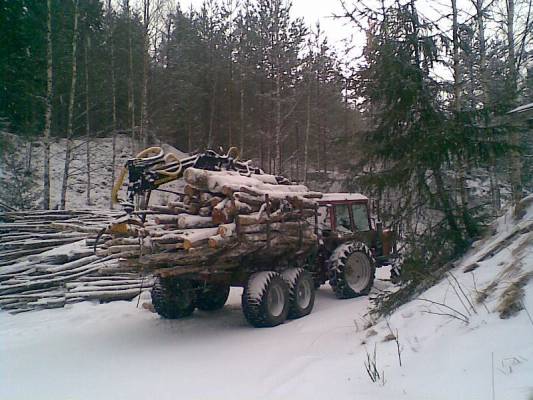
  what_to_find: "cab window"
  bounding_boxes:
[352,204,370,231]
[317,206,331,230]
[335,204,352,232]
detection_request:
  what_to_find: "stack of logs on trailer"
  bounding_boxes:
[103,167,322,275]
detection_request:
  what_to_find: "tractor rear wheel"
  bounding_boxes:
[329,242,376,299]
[196,283,230,311]
[151,276,196,319]
[242,271,289,327]
[281,268,315,319]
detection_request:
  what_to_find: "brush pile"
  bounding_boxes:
[0,210,151,313]
[102,167,322,276]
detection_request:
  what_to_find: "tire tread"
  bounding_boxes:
[329,242,376,299]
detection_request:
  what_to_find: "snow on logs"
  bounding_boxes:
[106,167,322,272]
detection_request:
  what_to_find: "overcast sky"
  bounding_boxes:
[173,0,474,63]
[177,0,374,56]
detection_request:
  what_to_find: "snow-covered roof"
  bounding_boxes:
[318,193,368,203]
[508,102,533,114]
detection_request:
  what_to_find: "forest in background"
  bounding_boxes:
[1,0,532,288]
[0,0,360,187]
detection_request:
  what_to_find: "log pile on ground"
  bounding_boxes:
[104,167,321,275]
[0,210,152,313]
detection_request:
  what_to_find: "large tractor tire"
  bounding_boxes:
[329,242,376,299]
[281,268,315,319]
[242,271,290,327]
[151,276,196,319]
[196,283,230,311]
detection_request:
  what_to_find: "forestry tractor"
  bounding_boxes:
[105,146,396,327]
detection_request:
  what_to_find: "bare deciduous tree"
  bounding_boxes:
[43,0,53,210]
[60,0,80,210]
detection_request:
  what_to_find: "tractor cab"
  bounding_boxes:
[316,193,394,266]
[317,193,371,234]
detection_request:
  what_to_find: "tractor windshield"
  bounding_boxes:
[352,204,370,231]
[335,204,352,233]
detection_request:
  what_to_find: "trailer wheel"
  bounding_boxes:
[329,242,376,299]
[242,272,289,327]
[281,268,315,319]
[196,283,230,311]
[151,276,196,319]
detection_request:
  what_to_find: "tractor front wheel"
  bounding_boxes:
[329,242,376,299]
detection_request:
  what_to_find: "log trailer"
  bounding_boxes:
[106,147,395,327]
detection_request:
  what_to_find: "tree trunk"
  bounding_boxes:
[43,0,53,210]
[25,141,33,172]
[409,1,422,68]
[315,68,321,172]
[140,0,150,150]
[452,0,470,233]
[259,79,265,170]
[239,70,245,158]
[476,0,488,104]
[322,127,327,173]
[475,0,500,211]
[275,71,282,175]
[343,76,349,140]
[187,117,192,153]
[127,0,136,154]
[451,0,461,112]
[206,22,217,150]
[273,0,282,175]
[108,0,117,210]
[60,0,79,210]
[85,36,92,206]
[227,39,233,149]
[506,0,522,206]
[304,78,311,184]
[295,122,300,182]
[207,78,217,149]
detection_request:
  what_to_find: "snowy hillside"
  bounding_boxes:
[1,134,340,210]
[0,135,188,210]
[28,135,132,209]
[1,196,531,400]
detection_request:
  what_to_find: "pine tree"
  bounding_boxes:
[356,2,468,253]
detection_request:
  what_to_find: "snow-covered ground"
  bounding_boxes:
[1,198,532,400]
